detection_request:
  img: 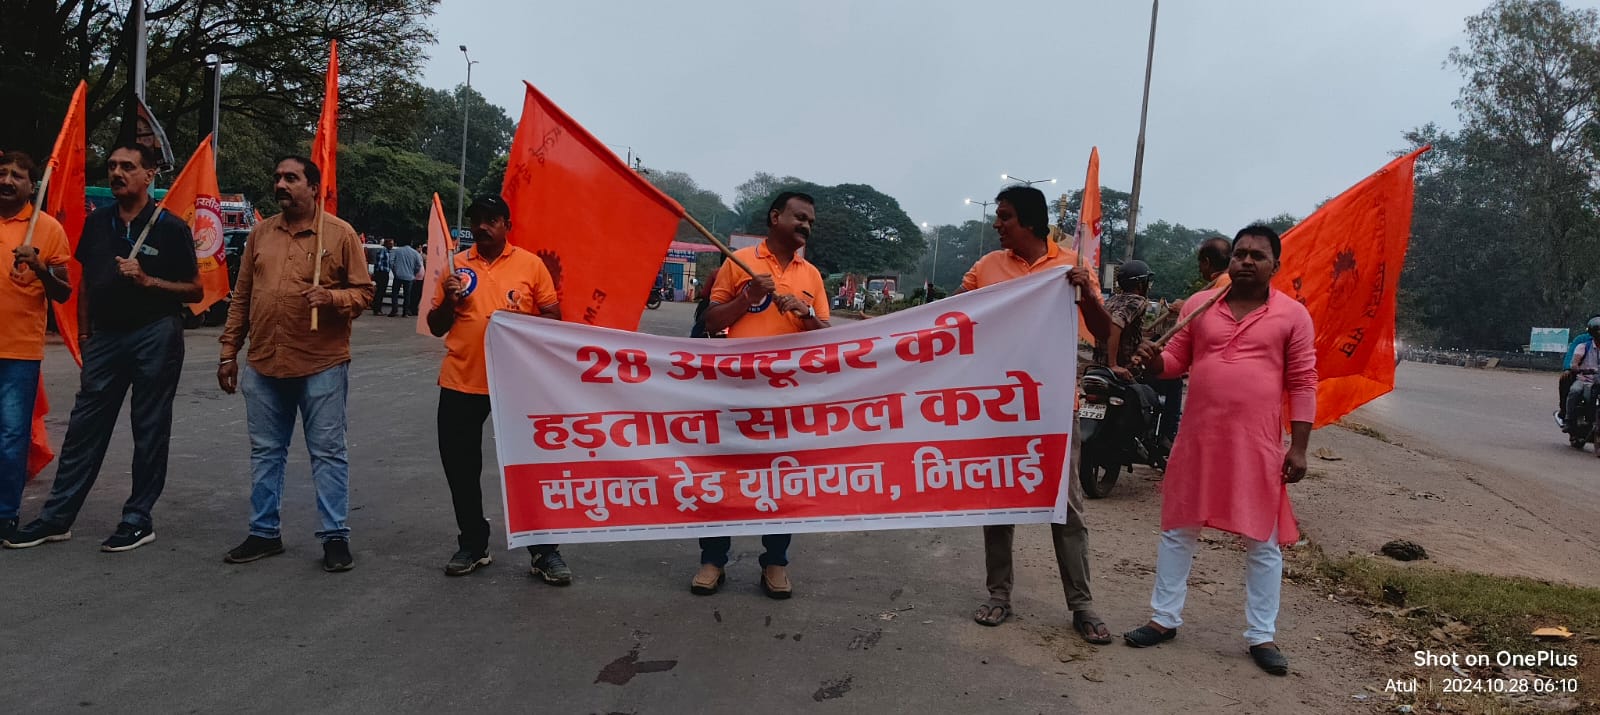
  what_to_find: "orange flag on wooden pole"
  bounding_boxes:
[501,82,685,330]
[28,80,88,478]
[416,193,455,337]
[310,40,339,216]
[1209,148,1428,428]
[159,134,229,313]
[1275,147,1428,427]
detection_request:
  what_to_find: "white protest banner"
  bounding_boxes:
[486,267,1078,547]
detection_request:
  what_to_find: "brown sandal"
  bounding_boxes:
[1074,610,1114,644]
[973,599,1011,626]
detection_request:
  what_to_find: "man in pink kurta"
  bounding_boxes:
[1122,225,1317,677]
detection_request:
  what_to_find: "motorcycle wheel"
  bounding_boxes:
[1079,449,1121,499]
[646,298,661,310]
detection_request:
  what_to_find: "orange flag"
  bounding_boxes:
[160,135,229,313]
[416,193,455,337]
[501,82,685,330]
[1074,147,1103,271]
[28,80,89,478]
[310,41,339,215]
[1209,149,1428,428]
[1275,148,1427,427]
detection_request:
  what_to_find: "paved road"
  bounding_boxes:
[11,302,1095,714]
[1351,361,1600,543]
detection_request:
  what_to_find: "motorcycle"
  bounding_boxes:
[1559,368,1598,449]
[647,285,670,310]
[1076,366,1167,499]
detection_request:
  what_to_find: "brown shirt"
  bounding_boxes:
[220,211,374,377]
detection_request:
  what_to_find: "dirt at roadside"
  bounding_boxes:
[978,424,1598,713]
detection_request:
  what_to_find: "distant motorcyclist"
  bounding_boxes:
[1096,260,1153,381]
[1560,316,1600,432]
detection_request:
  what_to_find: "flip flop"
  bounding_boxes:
[1073,610,1115,645]
[973,600,1011,627]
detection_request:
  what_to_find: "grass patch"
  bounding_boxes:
[1337,420,1392,444]
[1311,550,1600,653]
[1292,546,1599,712]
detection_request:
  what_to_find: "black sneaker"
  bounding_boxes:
[322,538,354,572]
[445,548,492,576]
[529,549,572,586]
[101,523,155,552]
[5,520,72,549]
[0,518,16,546]
[224,535,285,564]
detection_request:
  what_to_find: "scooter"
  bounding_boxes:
[1559,369,1598,449]
[1076,366,1167,499]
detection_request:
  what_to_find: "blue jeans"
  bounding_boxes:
[0,358,42,521]
[242,362,351,542]
[699,534,790,568]
[36,316,184,531]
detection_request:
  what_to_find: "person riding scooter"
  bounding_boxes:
[1561,317,1600,435]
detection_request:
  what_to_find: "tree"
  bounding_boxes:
[413,85,515,196]
[644,169,739,243]
[3,0,438,161]
[1057,186,1134,261]
[1449,0,1600,338]
[333,142,459,240]
[736,176,926,275]
[473,154,508,202]
[1135,220,1222,300]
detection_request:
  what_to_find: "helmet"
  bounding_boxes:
[1587,317,1600,332]
[1117,260,1153,286]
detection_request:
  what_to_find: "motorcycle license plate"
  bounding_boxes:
[1077,403,1107,420]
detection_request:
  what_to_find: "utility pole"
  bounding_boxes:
[1125,0,1159,262]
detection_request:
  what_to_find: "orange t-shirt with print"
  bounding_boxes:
[710,241,831,338]
[0,205,72,360]
[436,245,559,394]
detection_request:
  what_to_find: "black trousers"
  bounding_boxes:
[372,271,390,314]
[37,315,184,530]
[438,387,554,555]
[406,279,424,316]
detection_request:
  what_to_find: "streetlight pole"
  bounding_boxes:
[921,221,940,293]
[1000,173,1057,188]
[456,45,478,231]
[965,198,996,254]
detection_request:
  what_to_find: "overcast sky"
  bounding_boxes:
[417,0,1597,234]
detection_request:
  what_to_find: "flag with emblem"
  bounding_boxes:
[159,134,229,313]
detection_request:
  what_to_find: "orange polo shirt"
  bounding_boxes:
[961,240,1101,294]
[962,240,1101,344]
[0,205,72,360]
[437,244,559,394]
[710,240,830,338]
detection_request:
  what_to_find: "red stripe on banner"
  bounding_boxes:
[503,433,1067,534]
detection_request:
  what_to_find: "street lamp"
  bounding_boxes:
[922,221,940,294]
[965,198,996,254]
[1001,173,1057,187]
[456,45,479,231]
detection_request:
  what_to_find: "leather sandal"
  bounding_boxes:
[690,564,725,595]
[760,564,792,599]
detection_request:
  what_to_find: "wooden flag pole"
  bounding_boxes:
[126,207,167,258]
[683,212,759,278]
[20,162,55,248]
[1133,284,1228,371]
[311,193,327,331]
[1146,273,1226,328]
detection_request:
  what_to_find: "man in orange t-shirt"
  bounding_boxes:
[0,151,72,545]
[426,195,573,583]
[960,185,1115,645]
[695,191,830,599]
